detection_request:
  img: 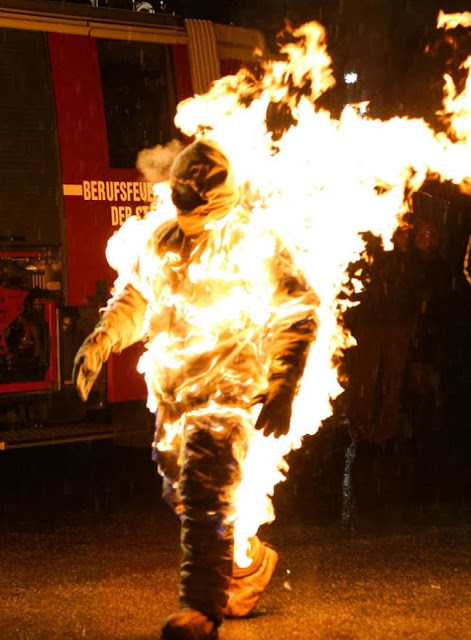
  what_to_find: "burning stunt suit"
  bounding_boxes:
[73,140,318,640]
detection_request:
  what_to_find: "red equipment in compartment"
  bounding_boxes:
[0,249,57,394]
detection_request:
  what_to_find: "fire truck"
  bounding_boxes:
[0,0,267,449]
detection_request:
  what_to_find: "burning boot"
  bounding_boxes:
[225,536,279,618]
[160,608,218,640]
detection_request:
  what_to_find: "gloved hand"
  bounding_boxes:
[72,331,112,401]
[254,383,294,438]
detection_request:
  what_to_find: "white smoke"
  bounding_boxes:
[136,139,185,183]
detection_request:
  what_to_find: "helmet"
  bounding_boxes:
[170,139,239,235]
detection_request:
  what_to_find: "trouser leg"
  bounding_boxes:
[153,409,183,515]
[179,410,247,623]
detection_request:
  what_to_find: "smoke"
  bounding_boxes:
[136,139,184,183]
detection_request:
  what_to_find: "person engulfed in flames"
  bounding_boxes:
[73,139,318,640]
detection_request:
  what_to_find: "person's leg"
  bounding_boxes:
[225,535,279,618]
[152,410,183,515]
[161,409,247,639]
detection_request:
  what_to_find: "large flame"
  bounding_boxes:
[107,16,470,565]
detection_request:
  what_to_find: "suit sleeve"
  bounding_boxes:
[267,245,319,394]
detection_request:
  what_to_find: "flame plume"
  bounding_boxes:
[108,16,471,565]
[438,11,471,30]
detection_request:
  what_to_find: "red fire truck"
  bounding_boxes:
[0,0,267,449]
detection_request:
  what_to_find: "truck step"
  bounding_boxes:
[0,422,147,450]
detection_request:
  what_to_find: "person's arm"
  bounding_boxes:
[72,283,148,401]
[255,247,319,438]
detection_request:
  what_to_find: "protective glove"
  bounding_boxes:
[72,331,113,402]
[254,382,294,438]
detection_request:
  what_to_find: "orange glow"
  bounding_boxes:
[107,18,470,566]
[437,11,471,29]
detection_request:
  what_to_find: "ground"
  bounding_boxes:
[0,443,470,640]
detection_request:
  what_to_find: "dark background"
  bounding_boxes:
[183,0,471,125]
[62,1,471,128]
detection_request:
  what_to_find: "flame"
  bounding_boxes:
[107,16,471,566]
[438,56,471,153]
[437,10,471,29]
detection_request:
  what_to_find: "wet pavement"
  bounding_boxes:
[0,444,470,640]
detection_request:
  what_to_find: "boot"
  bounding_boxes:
[225,537,279,618]
[160,608,218,640]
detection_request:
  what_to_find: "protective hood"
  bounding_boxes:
[170,139,240,236]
